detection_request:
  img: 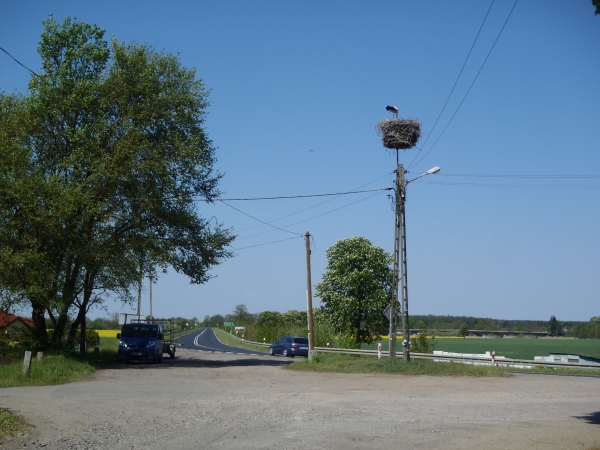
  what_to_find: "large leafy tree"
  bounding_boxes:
[0,17,234,350]
[315,237,392,347]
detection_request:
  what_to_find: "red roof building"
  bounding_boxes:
[0,311,35,339]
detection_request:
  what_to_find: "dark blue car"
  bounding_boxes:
[268,336,309,357]
[117,323,164,363]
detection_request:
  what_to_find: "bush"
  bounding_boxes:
[410,329,436,353]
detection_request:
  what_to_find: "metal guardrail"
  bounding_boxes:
[219,331,600,371]
[217,330,271,348]
[314,347,600,370]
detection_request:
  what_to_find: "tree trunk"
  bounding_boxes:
[31,300,48,349]
[79,270,95,355]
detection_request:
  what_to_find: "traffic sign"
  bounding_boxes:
[223,321,234,327]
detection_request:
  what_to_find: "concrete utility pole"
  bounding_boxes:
[305,231,315,361]
[389,163,402,358]
[399,169,410,361]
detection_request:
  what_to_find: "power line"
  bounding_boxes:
[235,172,394,233]
[219,187,391,201]
[0,46,40,77]
[439,173,600,179]
[218,200,303,237]
[235,191,385,241]
[232,236,302,251]
[408,0,495,169]
[411,0,519,169]
[423,181,600,189]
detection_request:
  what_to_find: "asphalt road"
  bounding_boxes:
[1,335,599,449]
[175,327,267,356]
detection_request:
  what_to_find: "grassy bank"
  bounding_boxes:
[0,408,30,445]
[0,338,118,388]
[363,337,600,360]
[286,353,512,377]
[213,328,269,353]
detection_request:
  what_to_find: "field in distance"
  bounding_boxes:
[362,337,600,360]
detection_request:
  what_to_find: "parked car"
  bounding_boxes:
[269,336,309,357]
[117,323,164,363]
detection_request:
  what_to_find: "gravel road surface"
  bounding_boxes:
[1,330,599,449]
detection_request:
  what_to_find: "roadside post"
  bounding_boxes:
[378,343,382,360]
[22,351,32,375]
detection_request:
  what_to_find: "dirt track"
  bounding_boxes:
[1,348,599,449]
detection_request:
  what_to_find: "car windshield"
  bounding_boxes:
[121,325,158,338]
[294,338,308,344]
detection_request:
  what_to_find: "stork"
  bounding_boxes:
[386,105,399,118]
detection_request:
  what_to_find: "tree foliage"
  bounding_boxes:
[593,0,600,15]
[548,315,563,337]
[315,237,392,347]
[459,323,469,338]
[410,329,436,353]
[0,17,234,351]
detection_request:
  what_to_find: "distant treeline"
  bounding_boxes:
[408,314,598,338]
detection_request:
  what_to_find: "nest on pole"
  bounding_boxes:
[376,118,421,150]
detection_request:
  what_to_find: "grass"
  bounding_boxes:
[213,328,269,353]
[363,337,600,360]
[0,338,118,388]
[286,353,512,377]
[0,408,31,445]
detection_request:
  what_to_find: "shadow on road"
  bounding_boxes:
[105,354,296,370]
[573,411,600,425]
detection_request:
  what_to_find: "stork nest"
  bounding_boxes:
[376,118,421,150]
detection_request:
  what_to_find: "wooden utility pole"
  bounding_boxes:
[137,272,142,318]
[149,274,153,322]
[305,231,315,360]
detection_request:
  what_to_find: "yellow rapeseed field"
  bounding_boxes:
[96,330,120,338]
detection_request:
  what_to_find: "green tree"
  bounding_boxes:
[282,310,307,329]
[255,311,283,343]
[315,237,392,348]
[474,320,491,331]
[208,314,224,327]
[232,304,252,324]
[410,329,436,353]
[0,17,234,351]
[593,0,600,15]
[414,320,427,330]
[548,315,563,337]
[459,323,469,338]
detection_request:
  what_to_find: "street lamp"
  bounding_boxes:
[390,165,440,361]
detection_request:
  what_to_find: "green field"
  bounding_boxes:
[362,337,600,361]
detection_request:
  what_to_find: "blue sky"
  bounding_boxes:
[1,1,599,322]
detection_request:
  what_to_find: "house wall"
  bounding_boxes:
[1,320,32,339]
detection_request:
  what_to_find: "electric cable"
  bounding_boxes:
[408,0,495,169]
[423,181,600,189]
[234,172,394,233]
[411,0,519,170]
[235,191,385,241]
[219,187,391,201]
[0,46,40,77]
[439,173,600,179]
[218,200,303,236]
[232,235,302,251]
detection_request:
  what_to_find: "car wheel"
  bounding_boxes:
[282,349,288,357]
[269,348,274,356]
